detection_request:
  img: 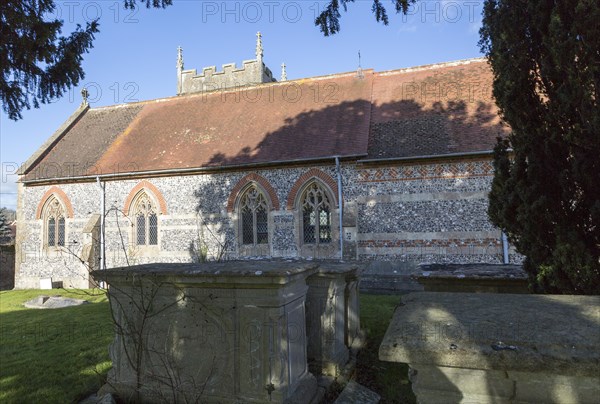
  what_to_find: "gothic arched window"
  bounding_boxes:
[44,196,66,247]
[132,192,158,246]
[240,186,269,246]
[301,182,332,244]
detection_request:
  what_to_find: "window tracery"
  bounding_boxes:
[240,186,269,246]
[133,192,158,246]
[44,197,65,247]
[301,182,332,244]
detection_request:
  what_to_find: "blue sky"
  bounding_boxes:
[0,0,484,210]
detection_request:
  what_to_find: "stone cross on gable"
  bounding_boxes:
[81,88,89,106]
[281,63,287,81]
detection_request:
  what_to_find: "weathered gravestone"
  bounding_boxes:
[379,292,600,404]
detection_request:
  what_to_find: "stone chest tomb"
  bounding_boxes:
[93,260,361,403]
[379,292,600,403]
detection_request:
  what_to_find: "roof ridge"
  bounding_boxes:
[83,59,487,112]
[376,57,487,76]
[90,69,377,111]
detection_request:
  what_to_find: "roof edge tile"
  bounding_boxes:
[18,103,90,175]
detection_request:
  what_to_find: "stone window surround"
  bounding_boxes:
[286,168,339,210]
[41,195,67,251]
[227,169,341,258]
[131,191,159,247]
[227,173,280,213]
[36,186,74,254]
[123,180,168,216]
[300,182,334,245]
[36,186,74,220]
[232,181,274,257]
[292,178,340,259]
[123,181,167,257]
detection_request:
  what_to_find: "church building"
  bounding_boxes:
[15,33,513,289]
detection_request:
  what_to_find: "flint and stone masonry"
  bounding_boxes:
[15,159,510,289]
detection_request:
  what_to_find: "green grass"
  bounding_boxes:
[0,289,113,403]
[356,293,416,404]
[0,290,414,403]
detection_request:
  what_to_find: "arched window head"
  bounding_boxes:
[240,186,269,246]
[301,182,332,244]
[133,192,158,246]
[44,197,65,247]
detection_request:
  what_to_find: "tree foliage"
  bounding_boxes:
[0,0,171,120]
[481,0,600,294]
[315,0,417,36]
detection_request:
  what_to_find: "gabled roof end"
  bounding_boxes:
[17,103,90,175]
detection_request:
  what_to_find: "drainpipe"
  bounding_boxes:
[96,177,106,273]
[501,231,509,264]
[335,157,344,261]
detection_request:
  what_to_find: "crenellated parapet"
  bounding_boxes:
[177,32,277,95]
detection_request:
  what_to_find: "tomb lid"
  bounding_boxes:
[379,292,600,377]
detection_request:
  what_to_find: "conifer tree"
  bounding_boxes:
[0,0,171,120]
[481,0,600,294]
[315,0,417,36]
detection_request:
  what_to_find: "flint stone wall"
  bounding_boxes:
[16,159,514,289]
[379,292,600,403]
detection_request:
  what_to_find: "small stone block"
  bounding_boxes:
[334,381,380,404]
[39,278,52,289]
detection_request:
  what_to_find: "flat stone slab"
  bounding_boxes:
[417,263,527,279]
[92,261,322,290]
[333,381,380,403]
[416,264,529,293]
[379,292,600,377]
[23,295,89,309]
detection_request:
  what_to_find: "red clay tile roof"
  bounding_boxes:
[368,59,509,159]
[22,58,508,182]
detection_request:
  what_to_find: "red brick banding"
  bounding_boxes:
[286,169,339,210]
[123,180,168,215]
[36,186,74,219]
[358,238,502,248]
[227,173,280,212]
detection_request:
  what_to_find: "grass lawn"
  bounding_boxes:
[356,293,416,404]
[0,289,113,403]
[0,289,413,403]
